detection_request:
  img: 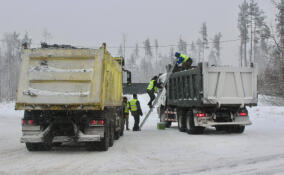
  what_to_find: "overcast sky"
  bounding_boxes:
[0,0,277,65]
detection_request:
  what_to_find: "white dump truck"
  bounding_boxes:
[157,62,258,134]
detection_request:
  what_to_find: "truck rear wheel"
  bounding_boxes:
[225,125,245,133]
[97,128,110,151]
[177,114,186,132]
[26,143,51,151]
[185,111,204,134]
[109,122,114,147]
[120,117,124,136]
[215,126,226,131]
[114,130,120,140]
[234,125,245,133]
[230,125,245,133]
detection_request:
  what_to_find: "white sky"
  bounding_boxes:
[0,0,277,65]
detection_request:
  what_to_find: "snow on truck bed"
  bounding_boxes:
[1,95,284,175]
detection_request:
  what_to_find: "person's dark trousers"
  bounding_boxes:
[147,89,155,106]
[182,59,193,70]
[133,114,140,131]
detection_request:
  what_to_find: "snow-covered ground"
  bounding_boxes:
[0,95,284,175]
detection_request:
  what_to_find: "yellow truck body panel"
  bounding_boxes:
[15,44,122,110]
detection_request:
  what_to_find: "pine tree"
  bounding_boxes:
[212,33,222,65]
[200,22,209,61]
[143,38,153,81]
[196,38,203,63]
[22,32,32,48]
[177,37,187,54]
[238,0,250,66]
[248,0,266,63]
[154,39,159,74]
[135,43,139,57]
[190,41,197,65]
[144,38,152,57]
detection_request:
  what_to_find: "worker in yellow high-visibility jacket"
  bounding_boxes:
[123,97,130,130]
[175,52,193,70]
[129,94,143,131]
[147,76,160,108]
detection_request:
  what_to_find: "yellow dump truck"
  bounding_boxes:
[15,43,129,151]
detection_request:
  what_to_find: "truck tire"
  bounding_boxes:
[114,130,120,140]
[235,125,245,133]
[120,117,124,136]
[26,143,51,151]
[185,111,204,134]
[230,125,245,133]
[215,126,226,131]
[97,125,110,151]
[178,114,186,132]
[165,121,172,128]
[109,122,114,147]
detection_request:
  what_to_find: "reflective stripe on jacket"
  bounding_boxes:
[125,102,130,113]
[129,99,138,111]
[180,54,190,63]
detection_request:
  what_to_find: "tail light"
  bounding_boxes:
[196,113,206,117]
[22,120,34,125]
[239,112,248,116]
[89,120,104,126]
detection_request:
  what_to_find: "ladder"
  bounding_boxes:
[139,61,177,129]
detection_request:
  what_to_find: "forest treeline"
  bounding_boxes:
[0,0,283,101]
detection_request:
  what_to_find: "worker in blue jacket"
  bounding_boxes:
[175,52,193,70]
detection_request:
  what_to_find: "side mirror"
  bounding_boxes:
[127,71,132,85]
[122,57,125,66]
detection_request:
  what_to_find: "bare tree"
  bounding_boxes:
[22,32,32,48]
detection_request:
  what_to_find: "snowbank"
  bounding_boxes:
[0,95,284,175]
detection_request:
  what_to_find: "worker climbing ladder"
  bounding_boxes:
[139,61,177,129]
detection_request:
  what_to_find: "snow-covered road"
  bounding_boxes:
[0,95,284,175]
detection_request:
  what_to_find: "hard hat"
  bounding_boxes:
[175,52,180,58]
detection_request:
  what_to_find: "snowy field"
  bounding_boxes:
[0,95,284,175]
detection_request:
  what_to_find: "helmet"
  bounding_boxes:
[175,52,180,58]
[152,76,158,80]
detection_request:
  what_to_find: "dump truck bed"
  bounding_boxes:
[167,62,257,107]
[15,45,122,110]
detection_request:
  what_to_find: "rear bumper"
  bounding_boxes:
[21,135,43,143]
[21,128,103,143]
[195,116,252,127]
